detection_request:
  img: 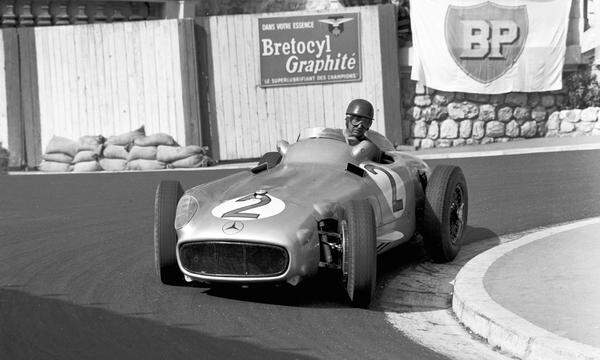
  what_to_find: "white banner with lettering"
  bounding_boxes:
[410,0,572,93]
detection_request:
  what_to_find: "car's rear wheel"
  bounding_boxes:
[154,180,184,285]
[422,165,468,263]
[340,200,377,308]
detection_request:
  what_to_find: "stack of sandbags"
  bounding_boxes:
[72,135,104,172]
[101,126,145,171]
[126,133,176,170]
[39,136,78,172]
[157,145,213,168]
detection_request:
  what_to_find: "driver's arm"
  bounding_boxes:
[351,140,384,163]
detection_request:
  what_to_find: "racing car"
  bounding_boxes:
[154,127,468,308]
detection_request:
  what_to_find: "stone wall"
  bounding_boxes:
[401,79,600,149]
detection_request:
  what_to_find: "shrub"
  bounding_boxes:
[564,68,600,109]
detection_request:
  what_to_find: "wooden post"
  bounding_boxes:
[2,28,24,168]
[17,27,41,168]
[195,17,220,159]
[378,4,402,146]
[566,0,583,64]
[178,19,203,147]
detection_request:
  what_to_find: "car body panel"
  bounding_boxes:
[175,128,430,284]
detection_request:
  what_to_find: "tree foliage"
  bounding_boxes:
[564,68,600,109]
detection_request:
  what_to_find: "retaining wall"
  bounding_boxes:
[401,79,600,149]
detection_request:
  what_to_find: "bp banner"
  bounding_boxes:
[259,13,361,87]
[410,0,572,93]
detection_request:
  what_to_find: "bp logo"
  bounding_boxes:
[445,1,529,84]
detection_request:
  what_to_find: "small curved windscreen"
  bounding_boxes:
[297,127,346,143]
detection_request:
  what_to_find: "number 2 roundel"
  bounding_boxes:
[211,191,285,220]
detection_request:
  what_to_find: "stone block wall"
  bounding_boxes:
[401,79,600,149]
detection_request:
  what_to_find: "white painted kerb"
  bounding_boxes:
[452,217,600,360]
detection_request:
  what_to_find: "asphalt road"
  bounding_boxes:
[1,149,599,360]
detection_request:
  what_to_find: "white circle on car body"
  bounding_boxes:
[211,191,286,221]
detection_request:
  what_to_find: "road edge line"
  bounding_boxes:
[417,142,600,160]
[452,217,600,360]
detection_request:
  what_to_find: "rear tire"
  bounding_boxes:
[341,200,377,308]
[422,166,468,263]
[154,180,184,285]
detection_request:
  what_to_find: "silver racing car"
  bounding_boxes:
[154,127,468,308]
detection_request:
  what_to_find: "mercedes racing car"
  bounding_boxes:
[154,127,468,308]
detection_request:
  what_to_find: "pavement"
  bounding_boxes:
[453,218,600,360]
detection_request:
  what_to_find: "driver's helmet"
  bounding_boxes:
[346,99,374,120]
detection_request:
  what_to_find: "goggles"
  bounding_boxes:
[347,115,373,127]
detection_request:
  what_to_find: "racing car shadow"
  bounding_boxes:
[373,225,500,313]
[201,225,499,310]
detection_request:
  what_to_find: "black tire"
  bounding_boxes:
[154,180,184,285]
[340,200,377,308]
[422,165,468,263]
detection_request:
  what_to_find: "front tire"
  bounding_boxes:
[422,165,468,263]
[154,180,184,285]
[341,200,377,308]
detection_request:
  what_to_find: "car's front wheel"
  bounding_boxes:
[422,165,468,263]
[340,200,377,308]
[154,180,184,285]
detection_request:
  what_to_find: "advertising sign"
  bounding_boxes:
[410,0,572,93]
[258,13,361,87]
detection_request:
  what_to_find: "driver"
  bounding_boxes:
[343,99,383,162]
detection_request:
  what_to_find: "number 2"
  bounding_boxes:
[364,164,403,212]
[222,193,272,219]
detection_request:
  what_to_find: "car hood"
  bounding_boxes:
[177,163,369,245]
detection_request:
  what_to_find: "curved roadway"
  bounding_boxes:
[1,149,599,359]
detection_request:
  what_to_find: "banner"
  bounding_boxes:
[259,13,361,87]
[410,0,572,93]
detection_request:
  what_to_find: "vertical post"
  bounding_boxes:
[17,26,41,168]
[378,4,402,146]
[178,19,203,146]
[195,17,220,160]
[2,28,24,167]
[566,0,582,64]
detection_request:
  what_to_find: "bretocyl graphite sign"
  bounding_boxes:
[258,13,361,87]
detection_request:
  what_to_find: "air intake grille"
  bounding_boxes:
[179,242,289,277]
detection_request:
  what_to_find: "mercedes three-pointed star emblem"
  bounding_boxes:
[222,221,244,235]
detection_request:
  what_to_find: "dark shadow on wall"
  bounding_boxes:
[0,288,320,360]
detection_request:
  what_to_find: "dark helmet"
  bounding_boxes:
[346,99,374,120]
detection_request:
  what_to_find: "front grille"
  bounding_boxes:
[179,241,289,277]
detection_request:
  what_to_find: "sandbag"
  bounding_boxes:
[73,150,99,163]
[77,135,105,152]
[103,144,128,159]
[73,161,101,172]
[39,161,72,172]
[42,152,73,164]
[45,136,78,157]
[127,145,157,161]
[169,154,211,168]
[126,159,166,171]
[156,145,207,163]
[106,126,145,146]
[134,133,177,147]
[99,158,127,171]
